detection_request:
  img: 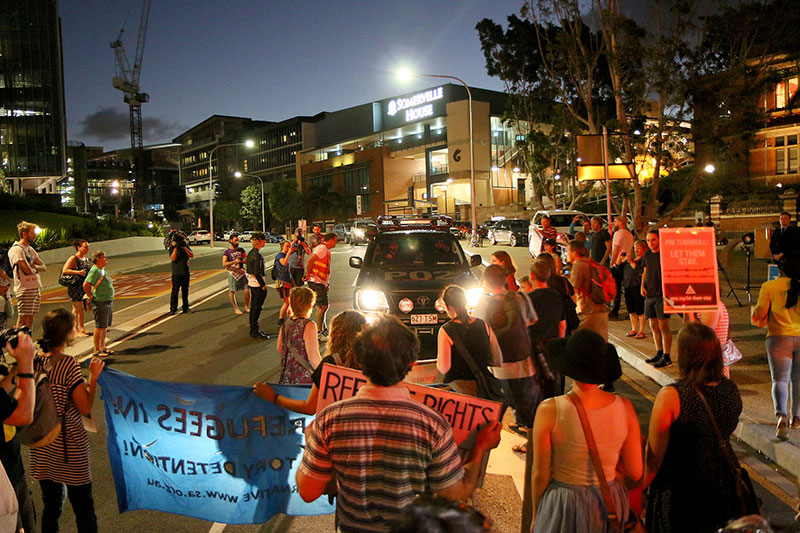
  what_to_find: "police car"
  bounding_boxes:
[349,215,483,342]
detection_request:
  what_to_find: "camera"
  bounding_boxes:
[171,231,186,248]
[0,326,31,352]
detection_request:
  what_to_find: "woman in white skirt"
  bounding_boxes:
[530,329,642,532]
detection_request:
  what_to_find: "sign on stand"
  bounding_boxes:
[659,227,720,313]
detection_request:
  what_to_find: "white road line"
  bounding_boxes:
[208,522,226,533]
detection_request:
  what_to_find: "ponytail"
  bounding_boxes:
[779,254,800,309]
[442,285,470,323]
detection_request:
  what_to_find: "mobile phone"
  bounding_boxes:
[621,252,627,257]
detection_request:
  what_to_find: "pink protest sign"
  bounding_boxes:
[659,227,720,313]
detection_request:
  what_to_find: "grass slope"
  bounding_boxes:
[0,210,89,242]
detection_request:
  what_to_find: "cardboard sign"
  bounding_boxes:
[659,227,720,313]
[404,359,439,385]
[768,264,780,281]
[315,364,501,445]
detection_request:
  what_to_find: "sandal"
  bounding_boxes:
[635,331,646,339]
[512,443,528,454]
[92,351,108,358]
[508,423,528,435]
[100,348,116,355]
[625,330,637,337]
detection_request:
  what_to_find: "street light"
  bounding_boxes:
[208,139,254,247]
[234,171,266,233]
[397,68,476,241]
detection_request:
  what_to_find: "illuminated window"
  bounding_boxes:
[775,135,799,174]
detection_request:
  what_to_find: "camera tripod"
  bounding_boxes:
[720,263,742,307]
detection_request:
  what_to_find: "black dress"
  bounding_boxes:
[67,255,91,302]
[646,379,743,532]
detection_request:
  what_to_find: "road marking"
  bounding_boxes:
[209,523,226,533]
[619,373,656,402]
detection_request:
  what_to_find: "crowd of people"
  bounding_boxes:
[1,211,800,532]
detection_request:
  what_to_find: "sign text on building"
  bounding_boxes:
[386,87,444,123]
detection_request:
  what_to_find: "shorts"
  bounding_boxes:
[291,269,305,287]
[624,287,645,315]
[93,300,114,329]
[307,281,329,307]
[228,275,248,292]
[644,296,667,320]
[276,282,291,299]
[16,289,41,316]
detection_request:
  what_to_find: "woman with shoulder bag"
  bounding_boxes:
[645,323,746,532]
[436,285,503,398]
[32,309,104,533]
[61,240,91,338]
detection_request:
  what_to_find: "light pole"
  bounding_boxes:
[234,171,266,233]
[208,140,254,248]
[397,69,475,238]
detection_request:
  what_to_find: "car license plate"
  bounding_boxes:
[410,314,438,325]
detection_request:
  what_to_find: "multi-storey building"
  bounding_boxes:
[0,0,67,194]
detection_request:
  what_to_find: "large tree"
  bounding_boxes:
[268,178,303,225]
[239,186,265,229]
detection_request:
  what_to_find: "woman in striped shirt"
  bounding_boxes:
[32,309,104,532]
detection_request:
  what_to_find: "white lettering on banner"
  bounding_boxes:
[387,87,444,120]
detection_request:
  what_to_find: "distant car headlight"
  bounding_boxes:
[434,298,447,313]
[358,289,389,310]
[398,298,414,313]
[465,288,483,310]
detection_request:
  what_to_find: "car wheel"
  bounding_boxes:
[491,236,497,246]
[510,235,517,247]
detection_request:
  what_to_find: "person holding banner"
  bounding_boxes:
[32,309,105,533]
[296,315,502,532]
[752,253,800,438]
[530,329,642,532]
[255,310,366,414]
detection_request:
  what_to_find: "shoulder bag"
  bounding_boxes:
[58,255,82,287]
[693,386,761,517]
[567,392,646,533]
[17,357,62,449]
[447,323,506,405]
[12,244,40,290]
[722,338,743,366]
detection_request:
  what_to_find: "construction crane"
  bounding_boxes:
[110,0,151,217]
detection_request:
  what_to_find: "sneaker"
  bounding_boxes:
[777,415,790,439]
[654,354,672,368]
[791,416,800,430]
[646,352,663,364]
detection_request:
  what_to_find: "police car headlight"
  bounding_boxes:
[434,298,447,313]
[465,288,483,310]
[398,298,414,313]
[358,289,389,310]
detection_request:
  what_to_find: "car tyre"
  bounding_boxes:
[510,235,517,247]
[491,236,497,246]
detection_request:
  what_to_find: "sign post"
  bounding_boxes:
[659,227,720,313]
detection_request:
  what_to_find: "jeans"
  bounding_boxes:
[170,273,190,312]
[765,335,800,417]
[504,375,543,427]
[39,479,97,533]
[249,285,267,333]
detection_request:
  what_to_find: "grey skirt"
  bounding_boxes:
[533,479,629,533]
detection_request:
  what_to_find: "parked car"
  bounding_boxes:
[223,230,238,241]
[239,231,254,242]
[264,232,283,243]
[187,230,211,245]
[350,219,376,245]
[490,219,529,247]
[333,223,353,244]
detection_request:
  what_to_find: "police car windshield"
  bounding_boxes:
[371,234,465,267]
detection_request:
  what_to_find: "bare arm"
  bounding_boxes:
[72,358,105,416]
[618,398,644,485]
[435,420,502,501]
[62,255,82,275]
[304,321,321,368]
[297,467,330,503]
[436,327,452,375]
[254,382,318,416]
[641,267,647,297]
[3,333,36,426]
[644,386,679,488]
[601,238,611,265]
[184,246,194,259]
[530,398,556,527]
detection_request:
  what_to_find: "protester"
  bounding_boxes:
[590,216,612,266]
[274,240,293,327]
[61,239,92,337]
[1,329,37,533]
[540,215,558,241]
[644,323,743,532]
[83,251,115,357]
[246,232,269,339]
[567,241,609,341]
[221,234,250,315]
[32,309,105,533]
[490,250,519,291]
[528,260,567,343]
[288,228,311,287]
[622,240,647,339]
[309,223,324,248]
[255,310,366,414]
[569,215,593,251]
[475,264,539,432]
[436,285,502,397]
[543,238,563,274]
[686,297,732,378]
[530,329,642,531]
[168,231,194,314]
[518,275,534,293]
[609,217,634,319]
[642,229,673,368]
[751,253,800,439]
[296,315,502,532]
[278,286,321,385]
[769,212,800,262]
[9,221,47,329]
[538,253,579,337]
[305,232,337,340]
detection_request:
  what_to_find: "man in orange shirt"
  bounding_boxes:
[305,232,337,340]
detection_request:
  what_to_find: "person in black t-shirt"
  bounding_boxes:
[168,232,194,314]
[527,260,565,343]
[590,217,612,266]
[641,229,672,367]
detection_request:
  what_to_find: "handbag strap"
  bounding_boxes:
[446,321,489,379]
[692,386,741,474]
[566,391,622,531]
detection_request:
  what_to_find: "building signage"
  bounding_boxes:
[659,227,720,313]
[385,86,445,126]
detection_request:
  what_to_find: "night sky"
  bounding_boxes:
[60,0,526,152]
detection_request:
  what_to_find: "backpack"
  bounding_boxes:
[17,369,62,449]
[588,260,617,305]
[0,249,12,279]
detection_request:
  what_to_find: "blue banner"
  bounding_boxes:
[98,368,334,524]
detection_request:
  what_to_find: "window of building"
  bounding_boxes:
[775,134,798,174]
[771,74,799,110]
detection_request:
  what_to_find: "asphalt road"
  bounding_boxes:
[17,240,800,532]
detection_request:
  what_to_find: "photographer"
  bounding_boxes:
[169,232,194,315]
[288,229,311,287]
[1,329,37,532]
